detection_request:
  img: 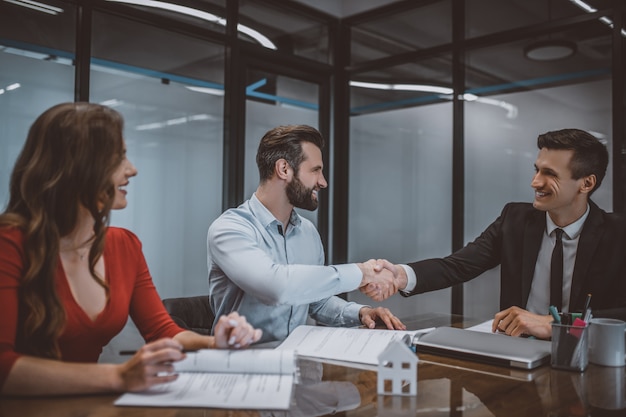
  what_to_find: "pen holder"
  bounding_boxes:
[551,322,589,372]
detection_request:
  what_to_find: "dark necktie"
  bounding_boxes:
[550,228,564,310]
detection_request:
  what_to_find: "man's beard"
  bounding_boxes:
[286,175,318,211]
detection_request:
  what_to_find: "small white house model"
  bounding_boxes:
[377,339,418,396]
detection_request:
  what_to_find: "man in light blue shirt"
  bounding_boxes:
[208,125,405,343]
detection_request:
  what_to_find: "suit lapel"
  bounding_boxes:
[570,202,604,310]
[521,211,545,308]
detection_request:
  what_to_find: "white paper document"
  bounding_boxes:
[466,319,495,333]
[115,349,296,410]
[276,325,419,366]
[466,319,509,335]
[174,348,296,374]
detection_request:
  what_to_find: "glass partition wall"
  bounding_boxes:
[90,11,226,298]
[343,0,625,320]
[463,21,613,318]
[347,57,454,318]
[0,0,76,209]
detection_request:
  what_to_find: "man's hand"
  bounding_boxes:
[356,259,397,301]
[492,306,553,339]
[213,312,262,348]
[359,306,407,330]
[376,259,408,290]
[358,259,407,301]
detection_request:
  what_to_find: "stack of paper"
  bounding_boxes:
[115,349,296,410]
[276,325,420,367]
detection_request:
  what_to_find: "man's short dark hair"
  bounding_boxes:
[256,125,325,182]
[537,128,609,195]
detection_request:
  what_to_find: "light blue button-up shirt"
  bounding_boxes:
[208,193,364,343]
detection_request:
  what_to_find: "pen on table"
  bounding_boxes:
[119,349,193,355]
[549,305,561,324]
[583,293,592,310]
[583,293,592,316]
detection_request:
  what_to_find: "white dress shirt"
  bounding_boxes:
[526,205,589,314]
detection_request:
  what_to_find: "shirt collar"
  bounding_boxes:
[250,193,301,230]
[545,204,590,240]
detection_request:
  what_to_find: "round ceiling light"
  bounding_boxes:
[524,40,577,61]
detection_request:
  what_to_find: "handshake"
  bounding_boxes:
[356,259,408,302]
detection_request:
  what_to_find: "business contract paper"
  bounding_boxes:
[276,325,421,367]
[115,349,296,410]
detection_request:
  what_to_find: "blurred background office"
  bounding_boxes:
[0,0,624,323]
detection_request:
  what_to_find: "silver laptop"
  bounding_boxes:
[413,327,551,369]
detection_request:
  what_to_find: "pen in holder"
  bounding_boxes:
[551,320,589,372]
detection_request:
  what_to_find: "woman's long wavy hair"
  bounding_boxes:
[0,102,125,359]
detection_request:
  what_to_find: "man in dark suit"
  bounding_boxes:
[366,128,626,339]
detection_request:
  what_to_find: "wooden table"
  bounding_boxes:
[2,314,624,416]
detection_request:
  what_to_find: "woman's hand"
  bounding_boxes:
[213,312,262,349]
[116,338,186,392]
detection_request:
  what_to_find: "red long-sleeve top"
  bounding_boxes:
[0,226,183,390]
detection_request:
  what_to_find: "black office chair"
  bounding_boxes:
[162,295,215,335]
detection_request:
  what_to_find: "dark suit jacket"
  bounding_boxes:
[404,201,626,319]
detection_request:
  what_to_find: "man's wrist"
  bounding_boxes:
[358,306,371,322]
[399,265,416,293]
[395,267,408,290]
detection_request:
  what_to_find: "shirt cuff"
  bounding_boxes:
[345,302,367,327]
[332,263,363,293]
[400,264,416,294]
